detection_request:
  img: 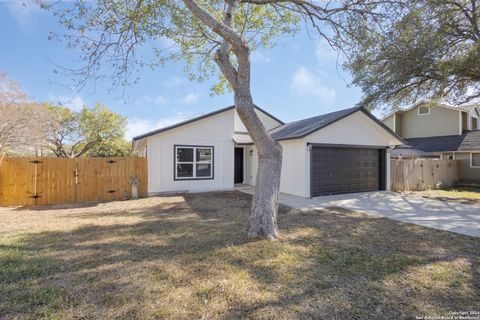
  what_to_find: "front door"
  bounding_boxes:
[234,148,244,183]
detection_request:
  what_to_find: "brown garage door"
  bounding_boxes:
[311,146,385,196]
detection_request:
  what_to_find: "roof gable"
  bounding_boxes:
[271,107,405,143]
[132,105,283,141]
[463,104,480,118]
[380,101,479,121]
[132,104,404,145]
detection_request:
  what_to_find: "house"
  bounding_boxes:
[132,105,404,197]
[382,101,480,184]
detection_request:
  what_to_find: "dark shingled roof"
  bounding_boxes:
[270,107,361,140]
[133,104,404,144]
[269,106,404,142]
[390,145,430,158]
[392,130,480,156]
[132,105,283,141]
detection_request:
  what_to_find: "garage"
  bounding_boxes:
[310,146,386,196]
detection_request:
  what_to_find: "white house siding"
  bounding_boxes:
[146,109,235,194]
[278,139,310,197]
[244,140,309,197]
[244,145,258,186]
[301,111,401,196]
[234,109,282,132]
[143,108,402,197]
[305,111,403,147]
[383,114,395,132]
[236,109,282,186]
[244,111,402,197]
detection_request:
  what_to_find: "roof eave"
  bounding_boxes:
[359,108,407,145]
[253,104,285,125]
[132,105,284,142]
[275,107,406,145]
[273,107,362,141]
[132,105,235,142]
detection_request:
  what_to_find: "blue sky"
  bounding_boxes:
[0,1,366,140]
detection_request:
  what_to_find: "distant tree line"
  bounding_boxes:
[0,71,132,157]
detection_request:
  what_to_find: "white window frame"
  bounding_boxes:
[174,145,214,180]
[470,152,480,168]
[472,117,478,130]
[418,106,430,115]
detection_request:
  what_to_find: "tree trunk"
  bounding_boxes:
[247,141,282,240]
[181,0,283,240]
[234,88,282,241]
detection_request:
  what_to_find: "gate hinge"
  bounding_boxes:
[30,160,42,164]
[106,160,116,164]
[106,190,117,193]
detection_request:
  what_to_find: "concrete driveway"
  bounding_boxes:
[235,185,480,237]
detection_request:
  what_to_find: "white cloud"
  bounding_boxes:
[153,95,167,106]
[291,43,301,52]
[181,92,199,105]
[135,94,167,107]
[48,94,86,112]
[5,0,41,32]
[251,51,270,63]
[290,67,336,102]
[163,76,183,88]
[125,113,191,140]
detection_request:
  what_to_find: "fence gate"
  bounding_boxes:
[0,157,147,206]
[390,159,458,191]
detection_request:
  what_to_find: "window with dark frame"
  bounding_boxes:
[175,146,213,179]
[472,117,478,130]
[472,153,480,168]
[418,106,430,115]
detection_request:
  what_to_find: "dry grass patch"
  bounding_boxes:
[0,192,479,319]
[415,186,480,204]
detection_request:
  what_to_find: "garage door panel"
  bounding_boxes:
[311,146,384,196]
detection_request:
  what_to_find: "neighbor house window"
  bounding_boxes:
[472,117,478,130]
[418,106,430,115]
[175,145,213,180]
[471,153,480,168]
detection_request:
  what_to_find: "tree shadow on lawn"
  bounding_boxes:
[12,201,107,212]
[222,206,480,319]
[0,191,479,319]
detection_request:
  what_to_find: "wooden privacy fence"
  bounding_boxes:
[390,159,458,191]
[0,157,147,206]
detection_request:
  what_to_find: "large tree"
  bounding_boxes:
[0,72,50,154]
[86,138,133,157]
[343,0,480,112]
[48,103,128,157]
[42,0,399,240]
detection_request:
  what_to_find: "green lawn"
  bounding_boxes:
[417,186,480,203]
[0,192,479,319]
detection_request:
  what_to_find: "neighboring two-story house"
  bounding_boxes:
[382,101,480,184]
